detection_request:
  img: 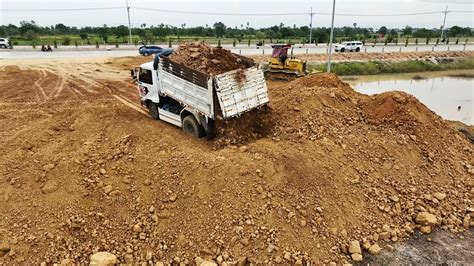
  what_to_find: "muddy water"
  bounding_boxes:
[345,71,474,125]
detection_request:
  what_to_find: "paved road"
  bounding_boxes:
[1,44,472,59]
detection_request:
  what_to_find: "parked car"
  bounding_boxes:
[139,43,167,56]
[0,38,11,49]
[334,41,363,52]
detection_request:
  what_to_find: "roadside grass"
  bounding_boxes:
[447,72,474,78]
[309,58,474,76]
[9,35,474,47]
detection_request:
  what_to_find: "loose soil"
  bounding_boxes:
[251,50,474,63]
[0,56,472,265]
[170,42,253,75]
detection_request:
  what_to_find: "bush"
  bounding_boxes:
[74,40,78,47]
[54,40,57,49]
[63,37,71,45]
[95,40,99,48]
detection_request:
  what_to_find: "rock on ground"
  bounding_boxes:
[90,252,117,266]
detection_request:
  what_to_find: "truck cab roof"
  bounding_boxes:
[140,61,154,71]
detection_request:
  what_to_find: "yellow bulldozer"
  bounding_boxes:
[264,44,307,81]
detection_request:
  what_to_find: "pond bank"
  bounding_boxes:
[345,70,473,128]
[309,58,474,76]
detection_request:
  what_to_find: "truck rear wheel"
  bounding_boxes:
[340,48,345,52]
[148,102,159,120]
[182,115,205,138]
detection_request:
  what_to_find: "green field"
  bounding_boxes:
[309,58,474,76]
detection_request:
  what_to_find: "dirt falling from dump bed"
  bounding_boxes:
[169,42,253,75]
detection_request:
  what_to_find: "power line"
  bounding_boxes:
[1,6,472,17]
[131,7,472,17]
[315,11,444,16]
[132,7,308,16]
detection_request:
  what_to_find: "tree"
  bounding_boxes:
[114,25,129,42]
[79,31,88,40]
[377,26,388,37]
[55,23,68,34]
[213,22,226,37]
[255,31,266,40]
[449,26,463,37]
[19,20,39,35]
[99,24,109,43]
[24,30,39,41]
[402,26,413,37]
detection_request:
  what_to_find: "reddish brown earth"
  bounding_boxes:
[0,56,472,265]
[251,50,474,63]
[170,42,253,75]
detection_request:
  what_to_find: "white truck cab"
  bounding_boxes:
[334,41,363,52]
[133,54,269,139]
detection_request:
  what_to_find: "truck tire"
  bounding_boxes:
[340,48,345,52]
[182,115,205,138]
[148,102,159,120]
[355,47,360,52]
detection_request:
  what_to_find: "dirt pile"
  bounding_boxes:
[169,42,254,75]
[251,50,474,63]
[0,58,472,265]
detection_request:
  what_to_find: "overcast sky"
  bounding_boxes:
[0,0,473,29]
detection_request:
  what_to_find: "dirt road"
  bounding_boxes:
[0,56,472,265]
[251,50,474,63]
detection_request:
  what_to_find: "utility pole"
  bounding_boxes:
[327,0,336,72]
[309,6,314,44]
[440,5,448,41]
[126,0,132,45]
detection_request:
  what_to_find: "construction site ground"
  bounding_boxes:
[251,50,474,64]
[0,51,473,265]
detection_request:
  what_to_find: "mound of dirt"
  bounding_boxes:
[0,59,472,265]
[169,42,254,75]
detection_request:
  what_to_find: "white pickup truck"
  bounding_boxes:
[334,41,363,52]
[133,53,269,139]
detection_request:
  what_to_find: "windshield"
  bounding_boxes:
[139,68,153,84]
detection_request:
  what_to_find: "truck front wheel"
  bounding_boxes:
[148,102,159,120]
[182,115,205,138]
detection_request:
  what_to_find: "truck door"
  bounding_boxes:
[138,68,154,100]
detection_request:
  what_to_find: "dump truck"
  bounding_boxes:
[132,51,270,139]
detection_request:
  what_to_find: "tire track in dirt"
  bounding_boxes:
[33,69,49,102]
[112,95,148,115]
